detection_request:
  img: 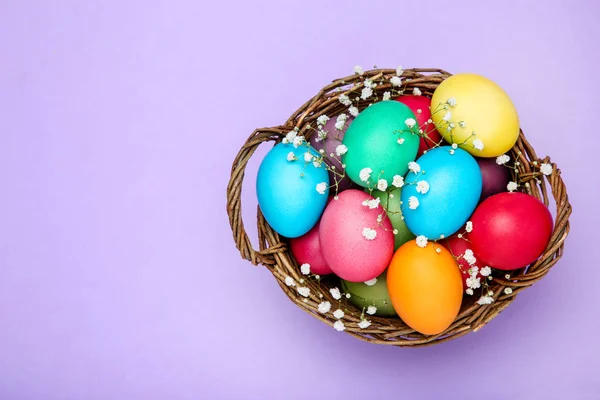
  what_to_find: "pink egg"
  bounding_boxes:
[289,222,332,275]
[319,189,394,282]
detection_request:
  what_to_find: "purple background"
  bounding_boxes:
[1,1,599,399]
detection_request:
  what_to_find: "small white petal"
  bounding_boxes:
[413,87,422,96]
[316,182,327,195]
[333,320,346,331]
[465,221,473,233]
[285,276,295,287]
[405,118,417,129]
[359,167,372,182]
[377,179,388,191]
[473,138,484,151]
[366,305,377,315]
[318,301,331,313]
[504,288,513,295]
[364,278,377,286]
[390,76,402,87]
[358,319,371,329]
[354,66,364,76]
[333,309,345,319]
[362,228,377,240]
[496,154,510,165]
[330,287,342,300]
[300,263,311,275]
[335,144,348,156]
[540,163,553,175]
[392,175,404,188]
[507,181,518,192]
[416,235,428,248]
[416,180,430,194]
[408,196,419,210]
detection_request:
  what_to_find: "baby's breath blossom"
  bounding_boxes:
[364,79,376,89]
[408,161,421,174]
[330,287,342,300]
[477,295,494,305]
[466,276,481,289]
[396,65,404,76]
[480,266,492,277]
[392,175,404,188]
[316,129,327,142]
[367,306,377,315]
[466,288,474,295]
[339,94,352,107]
[333,309,345,319]
[405,118,417,129]
[364,278,377,286]
[416,180,430,194]
[504,288,513,295]
[382,91,391,101]
[333,320,346,331]
[463,249,477,265]
[361,87,373,100]
[447,98,457,107]
[317,115,329,126]
[465,221,473,233]
[286,152,296,161]
[408,196,419,210]
[505,274,511,280]
[451,143,458,149]
[416,235,428,248]
[540,163,552,175]
[413,87,422,96]
[312,158,322,168]
[349,106,359,117]
[318,301,331,313]
[442,111,452,121]
[376,215,383,223]
[316,182,327,195]
[362,228,377,240]
[362,197,380,209]
[354,65,364,76]
[468,266,479,277]
[358,319,371,329]
[297,287,310,297]
[397,137,405,145]
[292,135,304,148]
[393,229,399,235]
[359,167,372,182]
[300,263,311,275]
[496,154,510,165]
[304,152,313,162]
[335,144,348,156]
[507,181,518,192]
[377,179,388,191]
[473,138,484,151]
[285,276,295,287]
[283,130,297,144]
[390,76,402,87]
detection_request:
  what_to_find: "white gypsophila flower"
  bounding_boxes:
[416,180,429,194]
[377,179,388,191]
[477,295,494,305]
[335,120,345,130]
[333,320,346,332]
[408,196,419,210]
[286,152,296,162]
[364,278,377,286]
[364,79,375,89]
[354,65,364,76]
[505,274,511,279]
[465,221,473,233]
[392,175,404,188]
[330,287,342,300]
[397,137,405,145]
[317,115,329,126]
[449,149,455,155]
[361,197,380,209]
[396,65,404,76]
[451,143,458,149]
[336,113,348,124]
[292,135,304,148]
[496,154,510,165]
[504,288,513,295]
[318,301,331,313]
[316,129,327,142]
[304,152,313,163]
[442,111,452,121]
[466,276,481,290]
[413,87,422,96]
[349,106,359,117]
[358,319,371,329]
[283,130,297,144]
[335,144,348,157]
[466,288,474,296]
[507,181,518,192]
[285,276,295,287]
[405,118,417,129]
[468,266,479,277]
[333,309,345,319]
[382,91,391,101]
[345,293,351,299]
[540,163,552,175]
[393,229,398,235]
[416,235,428,248]
[447,97,457,107]
[361,87,373,100]
[297,287,310,297]
[362,228,377,240]
[463,249,477,265]
[408,161,421,174]
[316,182,327,195]
[480,266,492,277]
[313,158,323,168]
[390,76,402,87]
[377,214,383,223]
[367,305,377,315]
[359,167,372,182]
[339,94,352,106]
[473,138,484,151]
[300,263,311,275]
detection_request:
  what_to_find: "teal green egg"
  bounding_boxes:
[369,187,415,250]
[341,271,397,317]
[341,101,419,188]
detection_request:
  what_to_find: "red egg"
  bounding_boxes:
[469,192,554,270]
[442,234,483,291]
[395,95,442,156]
[289,222,332,275]
[319,189,394,282]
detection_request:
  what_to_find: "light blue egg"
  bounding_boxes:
[401,146,482,240]
[256,142,330,238]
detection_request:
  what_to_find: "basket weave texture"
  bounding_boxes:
[226,68,572,347]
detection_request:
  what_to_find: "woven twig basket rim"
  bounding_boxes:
[226,67,572,347]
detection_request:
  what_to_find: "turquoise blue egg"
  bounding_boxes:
[257,142,330,238]
[401,146,482,240]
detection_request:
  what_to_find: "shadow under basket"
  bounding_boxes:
[226,68,572,347]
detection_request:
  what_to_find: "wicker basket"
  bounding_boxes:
[226,68,572,347]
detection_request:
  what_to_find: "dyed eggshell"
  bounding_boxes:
[369,187,415,250]
[289,222,332,275]
[431,73,520,158]
[442,234,483,291]
[319,189,394,282]
[342,101,419,188]
[401,146,482,240]
[257,143,329,238]
[342,271,397,317]
[476,157,511,201]
[395,95,442,156]
[387,240,463,335]
[309,115,356,192]
[469,192,553,270]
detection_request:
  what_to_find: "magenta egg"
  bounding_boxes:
[319,189,394,282]
[476,157,511,202]
[289,221,332,275]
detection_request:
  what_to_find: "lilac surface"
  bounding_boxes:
[0,1,598,399]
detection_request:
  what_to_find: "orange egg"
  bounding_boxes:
[387,240,463,335]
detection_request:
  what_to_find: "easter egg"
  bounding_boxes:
[401,146,482,240]
[431,73,520,158]
[309,114,356,192]
[319,189,394,282]
[342,101,419,188]
[387,240,463,335]
[342,271,397,317]
[257,143,329,238]
[396,95,442,156]
[289,222,332,276]
[369,187,415,250]
[442,234,483,291]
[469,192,553,270]
[476,157,511,201]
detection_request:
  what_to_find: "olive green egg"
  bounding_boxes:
[369,187,415,250]
[341,271,397,317]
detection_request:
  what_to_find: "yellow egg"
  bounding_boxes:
[431,73,520,158]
